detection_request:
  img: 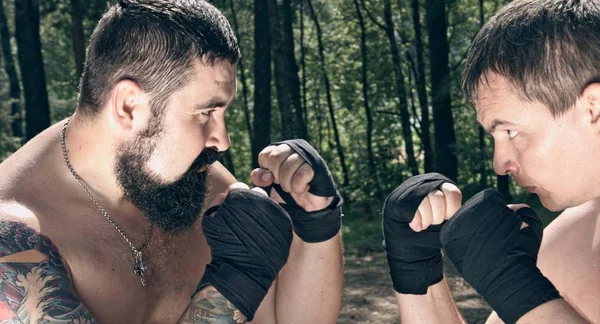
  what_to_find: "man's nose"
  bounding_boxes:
[205,120,231,152]
[493,143,519,176]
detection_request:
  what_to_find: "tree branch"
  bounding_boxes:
[360,0,386,31]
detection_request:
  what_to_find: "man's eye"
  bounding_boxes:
[507,130,519,138]
[201,109,216,117]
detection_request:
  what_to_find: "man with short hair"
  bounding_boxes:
[383,0,600,323]
[0,1,343,323]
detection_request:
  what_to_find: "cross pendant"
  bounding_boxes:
[133,250,148,287]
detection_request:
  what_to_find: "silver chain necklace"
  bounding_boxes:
[60,118,154,287]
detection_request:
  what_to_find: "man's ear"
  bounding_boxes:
[109,80,150,133]
[581,83,600,131]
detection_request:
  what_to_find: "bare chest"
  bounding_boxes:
[61,228,211,324]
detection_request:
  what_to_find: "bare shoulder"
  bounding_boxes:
[540,198,600,255]
[0,208,97,322]
[537,198,600,322]
[0,200,41,231]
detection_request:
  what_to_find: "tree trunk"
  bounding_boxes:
[71,0,85,80]
[313,85,323,152]
[352,0,378,189]
[307,0,349,186]
[300,0,308,137]
[384,0,419,176]
[223,149,236,177]
[425,0,458,181]
[252,0,272,168]
[0,0,22,138]
[479,0,488,188]
[282,0,307,139]
[228,0,253,143]
[411,0,433,173]
[15,0,51,142]
[268,0,294,140]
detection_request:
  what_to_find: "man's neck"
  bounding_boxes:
[63,114,137,216]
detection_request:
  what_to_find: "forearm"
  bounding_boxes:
[395,278,464,324]
[516,299,589,324]
[275,232,343,324]
[178,286,247,324]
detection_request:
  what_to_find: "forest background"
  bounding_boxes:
[0,0,558,322]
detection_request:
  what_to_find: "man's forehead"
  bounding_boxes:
[194,58,237,83]
[472,73,515,114]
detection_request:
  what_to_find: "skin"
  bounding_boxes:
[0,57,343,324]
[392,73,600,323]
[250,144,344,324]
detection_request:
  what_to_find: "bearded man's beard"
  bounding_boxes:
[115,119,221,234]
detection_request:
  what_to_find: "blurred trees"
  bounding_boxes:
[0,0,521,218]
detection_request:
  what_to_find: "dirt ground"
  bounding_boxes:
[339,251,492,324]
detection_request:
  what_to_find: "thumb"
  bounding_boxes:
[251,168,274,187]
[516,207,543,245]
[513,210,544,260]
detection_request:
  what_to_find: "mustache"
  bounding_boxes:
[189,147,223,172]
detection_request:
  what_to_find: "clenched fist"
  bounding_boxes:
[251,139,343,243]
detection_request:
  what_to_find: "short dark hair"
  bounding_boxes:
[462,0,600,116]
[77,0,240,117]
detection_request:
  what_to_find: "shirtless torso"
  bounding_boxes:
[0,122,233,323]
[536,200,600,322]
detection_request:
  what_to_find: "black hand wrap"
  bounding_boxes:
[440,189,561,323]
[382,173,456,294]
[269,139,343,243]
[196,189,293,321]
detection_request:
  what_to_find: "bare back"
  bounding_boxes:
[0,122,235,323]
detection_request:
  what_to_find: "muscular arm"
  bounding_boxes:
[0,221,97,323]
[274,231,343,324]
[208,162,344,324]
[485,299,589,324]
[395,279,464,324]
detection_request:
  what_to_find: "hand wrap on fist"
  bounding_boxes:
[382,173,455,294]
[269,139,343,243]
[440,189,561,323]
[197,189,293,321]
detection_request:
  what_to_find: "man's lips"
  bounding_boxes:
[515,180,536,193]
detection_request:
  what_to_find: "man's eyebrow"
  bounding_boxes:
[485,119,514,133]
[194,93,237,110]
[194,99,229,110]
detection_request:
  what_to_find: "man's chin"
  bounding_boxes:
[537,194,568,212]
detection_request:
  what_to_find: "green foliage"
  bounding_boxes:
[342,213,384,256]
[0,107,20,162]
[0,0,563,252]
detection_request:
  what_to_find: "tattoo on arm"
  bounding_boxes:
[177,286,247,324]
[0,221,97,324]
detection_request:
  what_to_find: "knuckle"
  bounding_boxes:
[295,163,313,179]
[259,146,275,158]
[430,190,446,203]
[267,151,280,166]
[443,185,462,201]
